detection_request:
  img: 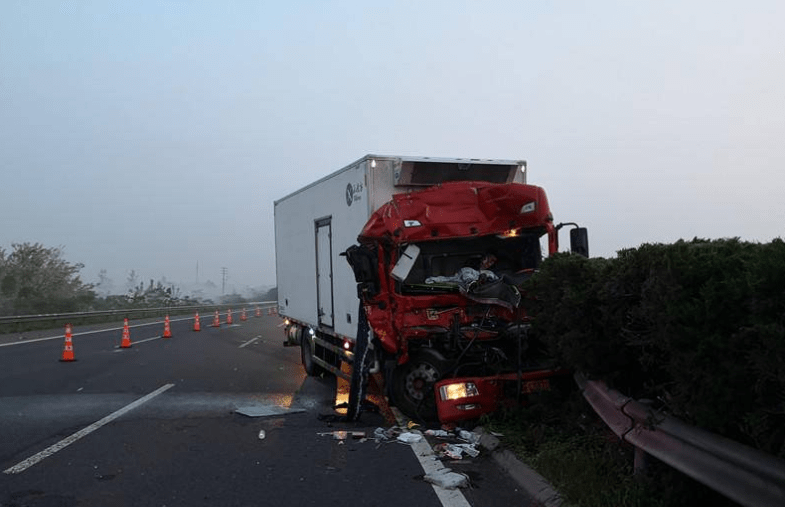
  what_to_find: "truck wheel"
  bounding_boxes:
[301,331,323,376]
[391,350,446,422]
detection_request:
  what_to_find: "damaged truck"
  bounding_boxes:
[274,155,587,423]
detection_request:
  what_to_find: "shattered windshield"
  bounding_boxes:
[396,234,542,293]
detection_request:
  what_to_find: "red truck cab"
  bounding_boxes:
[345,180,587,422]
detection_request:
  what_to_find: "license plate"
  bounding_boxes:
[521,378,551,394]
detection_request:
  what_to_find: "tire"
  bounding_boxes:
[390,349,447,422]
[300,330,323,377]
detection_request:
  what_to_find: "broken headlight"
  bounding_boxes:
[439,382,479,401]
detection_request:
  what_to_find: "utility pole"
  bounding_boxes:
[221,267,228,295]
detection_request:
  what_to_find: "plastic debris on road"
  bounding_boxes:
[371,426,426,444]
[424,429,450,437]
[432,442,480,459]
[423,469,470,490]
[396,431,424,444]
[371,425,484,456]
[458,429,481,444]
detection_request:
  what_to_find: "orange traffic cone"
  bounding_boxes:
[120,318,132,348]
[163,314,172,338]
[212,310,220,327]
[240,308,247,321]
[193,312,201,332]
[60,323,76,362]
[226,309,233,325]
[255,306,261,317]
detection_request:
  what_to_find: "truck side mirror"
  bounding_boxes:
[570,228,589,257]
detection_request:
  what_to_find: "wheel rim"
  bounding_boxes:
[404,362,440,401]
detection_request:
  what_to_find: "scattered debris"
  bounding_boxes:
[373,426,405,442]
[316,424,488,460]
[434,443,464,460]
[432,442,480,459]
[457,444,480,458]
[458,429,481,444]
[424,429,450,437]
[318,431,367,441]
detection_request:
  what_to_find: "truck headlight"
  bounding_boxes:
[439,382,479,401]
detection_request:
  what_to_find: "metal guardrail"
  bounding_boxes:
[0,301,277,326]
[575,372,785,507]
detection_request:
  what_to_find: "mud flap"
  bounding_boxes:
[346,301,371,421]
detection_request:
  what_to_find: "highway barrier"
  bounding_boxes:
[575,372,785,507]
[0,302,276,333]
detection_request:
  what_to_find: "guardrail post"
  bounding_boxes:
[633,446,648,477]
[633,399,654,478]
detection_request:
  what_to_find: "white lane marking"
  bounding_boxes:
[239,336,261,348]
[112,335,162,351]
[392,407,472,507]
[128,335,163,345]
[3,383,175,474]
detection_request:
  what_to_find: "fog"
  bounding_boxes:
[1,1,783,295]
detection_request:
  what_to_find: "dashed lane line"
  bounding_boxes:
[112,335,163,351]
[239,336,261,348]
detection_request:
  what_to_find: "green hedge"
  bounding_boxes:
[523,238,785,457]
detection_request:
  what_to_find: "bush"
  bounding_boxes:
[523,238,785,457]
[0,243,95,316]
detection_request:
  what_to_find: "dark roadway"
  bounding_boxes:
[0,313,533,507]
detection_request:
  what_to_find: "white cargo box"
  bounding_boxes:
[273,155,526,341]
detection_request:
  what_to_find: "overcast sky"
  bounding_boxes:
[1,1,783,294]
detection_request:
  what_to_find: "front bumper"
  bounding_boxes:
[434,369,570,423]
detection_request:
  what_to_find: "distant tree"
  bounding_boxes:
[0,243,95,315]
[263,287,278,301]
[220,293,246,304]
[246,287,269,301]
[126,269,139,293]
[96,269,115,296]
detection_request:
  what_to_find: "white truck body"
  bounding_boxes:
[273,154,526,342]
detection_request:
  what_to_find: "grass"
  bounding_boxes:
[482,386,738,507]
